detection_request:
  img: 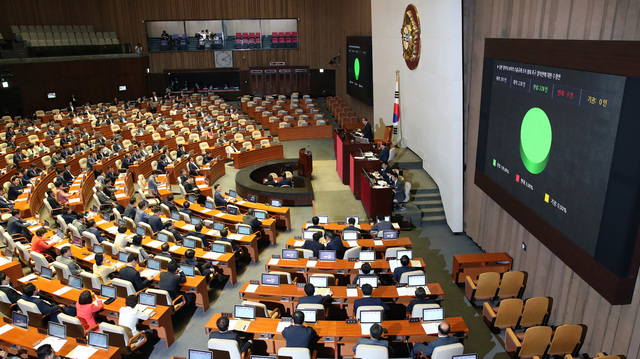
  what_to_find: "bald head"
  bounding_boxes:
[438,322,451,336]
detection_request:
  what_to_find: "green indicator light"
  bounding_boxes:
[493,159,496,166]
[354,58,360,80]
[520,107,552,174]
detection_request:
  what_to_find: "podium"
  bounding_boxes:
[298,148,313,177]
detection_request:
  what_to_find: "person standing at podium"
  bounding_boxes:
[362,118,374,143]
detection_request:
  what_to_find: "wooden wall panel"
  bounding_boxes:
[0,0,372,119]
[463,0,640,356]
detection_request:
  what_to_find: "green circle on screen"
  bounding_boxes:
[520,107,552,174]
[354,58,360,80]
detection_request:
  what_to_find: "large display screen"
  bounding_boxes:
[346,36,373,105]
[475,39,640,304]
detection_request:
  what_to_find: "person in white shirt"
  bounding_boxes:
[114,224,132,252]
[118,295,150,336]
[92,253,117,284]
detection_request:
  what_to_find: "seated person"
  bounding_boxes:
[242,208,262,233]
[282,310,318,349]
[159,261,193,306]
[93,253,117,284]
[323,232,346,259]
[410,322,458,359]
[217,228,239,251]
[76,290,105,330]
[119,295,151,336]
[344,217,360,232]
[298,283,333,305]
[352,262,379,285]
[155,243,174,261]
[213,184,227,207]
[186,223,208,248]
[393,255,414,283]
[0,272,22,304]
[353,284,390,317]
[119,254,153,291]
[21,283,76,323]
[209,316,252,353]
[279,173,293,187]
[163,221,183,243]
[114,224,132,252]
[123,197,138,219]
[371,214,393,231]
[307,216,324,230]
[180,202,193,218]
[406,287,437,318]
[84,219,106,243]
[130,235,151,260]
[302,232,324,258]
[31,228,58,258]
[181,249,213,277]
[161,194,179,213]
[56,246,84,276]
[353,323,391,355]
[148,206,163,233]
[264,174,277,186]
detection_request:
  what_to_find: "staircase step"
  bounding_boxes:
[393,160,423,170]
[421,207,445,217]
[413,187,440,195]
[422,215,447,225]
[413,199,442,209]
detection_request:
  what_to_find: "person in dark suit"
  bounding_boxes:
[282,311,318,349]
[26,163,40,179]
[62,163,74,184]
[46,190,62,216]
[187,223,209,248]
[344,217,360,232]
[279,173,293,187]
[159,261,193,306]
[0,187,14,210]
[7,209,32,240]
[323,233,346,259]
[161,194,178,213]
[105,166,118,183]
[391,172,406,209]
[183,177,196,194]
[202,151,213,165]
[410,322,458,358]
[302,232,324,257]
[308,216,324,230]
[157,155,169,173]
[0,272,22,304]
[163,221,183,243]
[134,201,149,224]
[95,184,116,210]
[213,184,227,207]
[61,205,76,224]
[362,117,374,143]
[87,153,97,172]
[372,214,393,232]
[155,243,174,261]
[298,283,333,305]
[179,202,193,218]
[121,154,132,170]
[84,219,106,243]
[176,144,186,158]
[178,169,188,185]
[21,283,76,323]
[119,254,153,291]
[181,249,212,277]
[187,158,200,176]
[353,323,390,355]
[353,284,390,317]
[209,316,252,353]
[406,287,437,317]
[123,197,138,219]
[242,209,262,233]
[377,142,390,162]
[7,176,24,201]
[216,228,239,251]
[264,174,277,187]
[151,141,161,153]
[148,206,164,233]
[352,262,379,285]
[393,255,414,283]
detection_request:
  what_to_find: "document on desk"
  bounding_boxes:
[314,288,329,296]
[66,345,98,359]
[346,240,358,248]
[140,269,159,278]
[146,240,163,248]
[214,213,225,218]
[170,245,181,251]
[202,252,222,260]
[35,337,67,352]
[306,259,317,268]
[388,259,400,272]
[422,322,440,335]
[68,198,81,204]
[206,229,221,236]
[83,254,95,261]
[268,258,280,266]
[182,224,195,231]
[293,240,304,247]
[353,261,363,269]
[411,260,421,267]
[245,284,258,293]
[361,323,374,335]
[115,193,126,199]
[105,226,118,234]
[19,273,38,283]
[95,220,107,226]
[201,209,213,214]
[0,257,10,266]
[0,324,12,335]
[236,200,246,205]
[396,287,413,297]
[347,288,359,297]
[228,234,244,241]
[373,240,384,246]
[277,321,293,332]
[114,261,126,269]
[230,319,250,331]
[392,223,400,230]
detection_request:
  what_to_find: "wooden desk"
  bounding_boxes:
[223,195,292,231]
[334,129,374,185]
[0,259,25,287]
[202,158,226,186]
[175,198,278,246]
[451,252,513,283]
[17,275,175,348]
[205,313,468,358]
[277,124,333,141]
[349,154,380,199]
[284,237,412,256]
[264,257,425,283]
[0,321,121,359]
[360,169,393,218]
[230,145,284,169]
[238,282,444,316]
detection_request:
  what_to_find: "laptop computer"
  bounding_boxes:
[343,231,359,240]
[233,305,256,320]
[189,349,213,359]
[135,226,146,236]
[183,238,196,249]
[237,225,251,235]
[358,250,376,262]
[300,309,317,323]
[228,190,237,198]
[171,211,181,220]
[302,230,315,240]
[93,244,104,254]
[87,331,109,350]
[359,309,383,324]
[191,216,201,226]
[48,321,67,339]
[157,232,169,243]
[261,273,280,286]
[308,276,328,288]
[103,212,111,222]
[204,201,214,210]
[139,292,157,307]
[318,250,336,262]
[147,258,161,271]
[211,242,226,253]
[316,215,329,225]
[382,230,398,240]
[247,194,258,203]
[187,194,195,203]
[407,274,427,289]
[40,266,53,280]
[453,355,478,359]
[180,264,195,277]
[69,275,83,290]
[270,199,282,207]
[397,249,413,259]
[282,249,299,259]
[226,205,239,215]
[118,219,126,226]
[118,251,130,263]
[213,222,225,231]
[357,275,379,288]
[12,312,28,329]
[254,210,267,220]
[101,284,117,304]
[422,307,445,334]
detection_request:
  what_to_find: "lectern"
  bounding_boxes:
[298,148,313,177]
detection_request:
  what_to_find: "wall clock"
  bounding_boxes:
[215,51,233,68]
[401,4,421,70]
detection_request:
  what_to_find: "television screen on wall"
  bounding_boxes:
[346,36,373,106]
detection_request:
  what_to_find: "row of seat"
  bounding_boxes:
[11,25,120,47]
[465,270,526,303]
[12,25,96,34]
[327,96,360,128]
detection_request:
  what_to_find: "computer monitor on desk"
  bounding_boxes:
[302,230,315,240]
[69,275,83,290]
[213,222,225,230]
[282,249,298,260]
[407,274,427,288]
[171,211,181,220]
[261,273,280,286]
[88,331,109,350]
[181,264,195,277]
[318,250,336,261]
[228,190,237,198]
[12,312,28,329]
[118,251,130,263]
[157,232,169,243]
[359,250,376,262]
[189,349,213,359]
[247,194,257,203]
[136,226,146,236]
[317,215,329,225]
[147,258,161,270]
[101,285,117,300]
[40,266,53,280]
[271,199,282,207]
[308,275,328,288]
[48,322,66,339]
[205,201,214,210]
[358,275,379,288]
[191,216,201,226]
[300,309,317,323]
[227,205,239,215]
[183,238,196,249]
[234,305,256,320]
[93,244,104,254]
[343,231,359,240]
[139,292,157,307]
[359,310,383,324]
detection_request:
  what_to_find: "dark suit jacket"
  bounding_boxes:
[282,324,318,349]
[377,147,389,162]
[279,178,293,187]
[20,294,59,316]
[161,200,178,213]
[187,231,208,247]
[209,330,244,350]
[362,122,374,142]
[119,265,150,291]
[298,294,332,305]
[302,240,323,257]
[242,215,262,233]
[372,221,393,231]
[8,184,23,201]
[188,162,200,176]
[353,296,390,316]
[7,217,28,236]
[149,215,163,233]
[0,196,13,209]
[353,337,389,353]
[0,285,21,304]
[214,191,227,207]
[159,271,186,299]
[183,181,195,194]
[411,336,459,358]
[123,204,137,219]
[407,298,438,315]
[393,179,406,202]
[324,237,346,259]
[85,227,105,243]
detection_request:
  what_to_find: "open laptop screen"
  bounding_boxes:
[40,266,53,280]
[191,216,201,225]
[254,210,267,220]
[171,211,181,220]
[261,273,280,286]
[308,276,328,288]
[183,238,196,249]
[157,232,169,243]
[211,242,226,253]
[226,205,239,215]
[300,309,317,323]
[248,194,258,203]
[88,331,109,350]
[189,349,213,359]
[205,201,214,210]
[233,305,256,320]
[101,285,116,299]
[135,226,146,236]
[69,276,83,289]
[317,215,329,225]
[118,251,130,263]
[271,199,282,207]
[237,225,252,235]
[93,244,104,254]
[318,250,336,261]
[228,190,236,198]
[382,230,398,240]
[181,265,195,277]
[213,222,225,230]
[139,292,157,307]
[423,307,444,322]
[282,249,298,259]
[358,250,376,262]
[147,258,161,270]
[48,321,66,339]
[343,231,358,240]
[408,274,426,287]
[358,275,379,288]
[397,249,413,259]
[359,310,382,324]
[12,312,28,329]
[302,230,315,240]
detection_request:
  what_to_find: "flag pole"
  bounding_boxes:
[392,70,401,147]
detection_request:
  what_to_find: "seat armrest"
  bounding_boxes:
[482,302,497,326]
[464,276,477,301]
[172,294,186,311]
[505,328,521,354]
[84,323,100,335]
[128,330,147,350]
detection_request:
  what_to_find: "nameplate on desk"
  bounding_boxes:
[297,283,305,288]
[272,255,281,259]
[337,222,345,225]
[221,312,232,317]
[347,285,357,289]
[348,258,357,262]
[346,319,357,324]
[324,336,335,342]
[281,297,290,302]
[249,280,260,285]
[294,236,301,240]
[409,318,421,323]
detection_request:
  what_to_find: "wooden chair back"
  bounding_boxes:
[519,297,550,329]
[493,298,523,329]
[475,272,500,300]
[497,271,525,299]
[519,326,552,358]
[547,324,584,357]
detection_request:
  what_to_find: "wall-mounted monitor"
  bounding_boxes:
[346,36,373,106]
